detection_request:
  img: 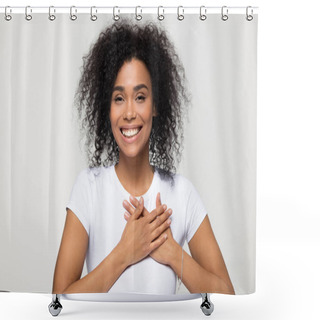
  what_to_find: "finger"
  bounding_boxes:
[147,204,167,223]
[131,196,144,220]
[151,216,172,239]
[149,233,168,252]
[129,195,139,209]
[156,192,162,208]
[124,211,130,221]
[150,208,172,230]
[123,200,135,215]
[129,195,150,217]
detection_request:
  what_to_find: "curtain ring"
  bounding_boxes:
[70,6,77,21]
[113,6,120,21]
[90,6,97,21]
[5,6,12,21]
[49,6,56,21]
[158,6,164,21]
[135,6,142,21]
[200,6,207,21]
[221,6,228,21]
[177,6,184,21]
[246,6,254,21]
[25,6,32,21]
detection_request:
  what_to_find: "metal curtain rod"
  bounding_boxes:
[1,6,258,22]
[0,6,259,13]
[0,6,259,9]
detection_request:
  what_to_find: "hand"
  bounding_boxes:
[119,196,172,267]
[123,193,178,266]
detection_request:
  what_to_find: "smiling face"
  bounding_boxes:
[110,58,156,160]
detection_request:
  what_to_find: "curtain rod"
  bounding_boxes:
[0,6,259,14]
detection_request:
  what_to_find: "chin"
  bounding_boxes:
[118,146,142,159]
[118,141,149,160]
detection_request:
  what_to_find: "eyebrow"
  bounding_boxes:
[112,84,149,93]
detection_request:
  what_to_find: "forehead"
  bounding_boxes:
[114,59,151,86]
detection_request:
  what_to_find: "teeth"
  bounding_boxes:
[121,127,141,138]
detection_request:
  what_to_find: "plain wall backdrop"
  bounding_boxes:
[1,0,320,319]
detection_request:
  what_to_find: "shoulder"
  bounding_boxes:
[75,165,113,185]
[172,172,194,190]
[157,169,195,194]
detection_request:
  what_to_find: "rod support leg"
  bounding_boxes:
[48,294,63,317]
[200,293,214,316]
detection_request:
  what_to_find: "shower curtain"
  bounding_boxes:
[0,7,257,297]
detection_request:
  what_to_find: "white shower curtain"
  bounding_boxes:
[0,8,257,295]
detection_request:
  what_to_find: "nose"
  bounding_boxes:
[123,99,136,120]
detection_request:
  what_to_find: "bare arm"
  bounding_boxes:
[169,215,235,294]
[124,196,235,294]
[53,199,171,294]
[52,209,128,293]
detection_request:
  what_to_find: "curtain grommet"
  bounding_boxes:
[5,6,12,21]
[177,6,184,21]
[221,6,229,21]
[200,6,207,21]
[158,6,165,21]
[90,6,97,21]
[246,6,254,21]
[135,6,142,21]
[25,6,32,21]
[70,6,77,21]
[113,6,120,21]
[49,6,56,21]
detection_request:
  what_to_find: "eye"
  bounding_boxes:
[136,95,146,102]
[114,96,124,103]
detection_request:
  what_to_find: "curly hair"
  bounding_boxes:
[75,20,189,185]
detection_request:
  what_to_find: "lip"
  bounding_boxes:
[120,126,142,144]
[120,125,143,130]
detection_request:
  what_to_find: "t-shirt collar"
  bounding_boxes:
[112,164,158,201]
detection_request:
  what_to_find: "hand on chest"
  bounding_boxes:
[93,191,187,248]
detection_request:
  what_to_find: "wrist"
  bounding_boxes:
[113,242,131,270]
[168,240,182,269]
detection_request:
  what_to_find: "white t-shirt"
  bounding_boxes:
[66,165,207,294]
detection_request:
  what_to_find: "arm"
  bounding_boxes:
[52,209,128,293]
[53,201,171,294]
[168,215,235,294]
[124,195,235,294]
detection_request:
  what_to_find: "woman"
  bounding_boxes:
[52,21,234,295]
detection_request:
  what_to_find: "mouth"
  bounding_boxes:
[120,126,142,139]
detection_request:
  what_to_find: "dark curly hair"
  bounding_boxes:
[75,20,189,185]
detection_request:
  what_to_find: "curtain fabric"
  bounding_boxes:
[0,12,257,295]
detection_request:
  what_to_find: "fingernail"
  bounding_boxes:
[163,204,167,210]
[167,219,171,225]
[164,234,168,240]
[130,195,134,202]
[139,197,143,204]
[168,209,172,214]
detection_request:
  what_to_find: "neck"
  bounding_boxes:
[115,146,154,197]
